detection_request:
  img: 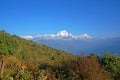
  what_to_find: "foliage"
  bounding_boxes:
[0,30,19,76]
[68,56,112,80]
[101,53,120,80]
[0,30,18,55]
[89,52,99,59]
[19,71,32,80]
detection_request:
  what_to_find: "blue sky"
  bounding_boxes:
[0,0,120,37]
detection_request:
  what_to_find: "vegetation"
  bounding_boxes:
[68,55,112,80]
[0,30,120,80]
[101,53,120,80]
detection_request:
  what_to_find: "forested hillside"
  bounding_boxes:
[0,30,120,80]
[0,30,74,79]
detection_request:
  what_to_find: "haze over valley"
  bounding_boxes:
[22,30,120,55]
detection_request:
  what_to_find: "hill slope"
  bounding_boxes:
[0,30,73,63]
[0,30,74,79]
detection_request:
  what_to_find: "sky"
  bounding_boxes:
[0,0,120,37]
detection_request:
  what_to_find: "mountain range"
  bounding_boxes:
[22,30,120,55]
[22,30,92,40]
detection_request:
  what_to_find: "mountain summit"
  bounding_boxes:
[22,30,92,40]
[56,30,72,37]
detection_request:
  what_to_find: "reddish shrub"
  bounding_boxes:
[68,56,112,80]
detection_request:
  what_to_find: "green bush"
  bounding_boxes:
[101,53,120,80]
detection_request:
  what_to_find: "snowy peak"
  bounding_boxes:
[21,30,92,40]
[56,30,72,37]
[21,36,33,39]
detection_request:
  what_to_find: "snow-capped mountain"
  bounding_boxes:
[21,30,92,40]
[56,30,72,37]
[21,30,120,55]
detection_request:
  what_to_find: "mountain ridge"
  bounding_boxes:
[21,30,92,40]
